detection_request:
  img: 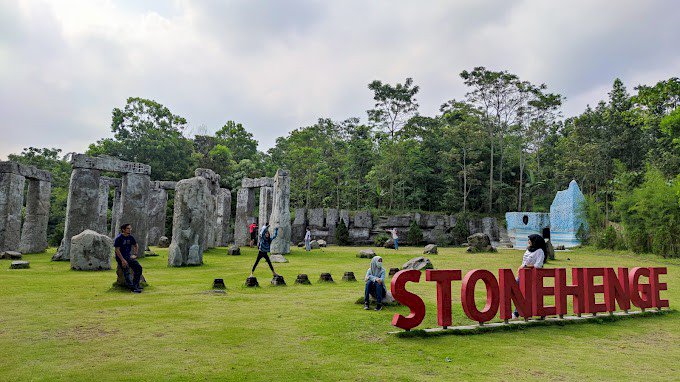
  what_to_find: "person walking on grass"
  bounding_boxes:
[364,256,386,311]
[386,228,399,250]
[250,225,280,278]
[304,228,311,252]
[114,223,143,293]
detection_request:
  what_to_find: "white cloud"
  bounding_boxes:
[0,0,678,159]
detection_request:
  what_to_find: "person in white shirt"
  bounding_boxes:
[386,228,399,250]
[513,234,547,318]
[304,228,311,252]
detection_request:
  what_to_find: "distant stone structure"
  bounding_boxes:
[53,155,151,261]
[268,169,291,255]
[506,180,587,249]
[234,177,273,246]
[0,161,52,254]
[146,181,176,246]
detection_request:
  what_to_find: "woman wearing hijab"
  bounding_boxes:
[513,234,547,318]
[364,256,386,311]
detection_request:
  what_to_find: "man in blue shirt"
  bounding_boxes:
[114,223,143,293]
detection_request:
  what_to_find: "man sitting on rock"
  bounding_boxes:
[114,223,143,293]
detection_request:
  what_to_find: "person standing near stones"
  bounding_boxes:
[364,256,386,311]
[250,225,280,278]
[304,228,311,252]
[386,228,399,250]
[114,223,143,293]
[512,234,546,318]
[249,222,258,247]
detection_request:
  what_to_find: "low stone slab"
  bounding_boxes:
[402,257,434,271]
[228,246,241,256]
[271,275,286,286]
[310,240,320,249]
[295,274,311,285]
[158,236,170,248]
[342,272,356,282]
[10,260,29,269]
[269,254,288,263]
[245,276,259,287]
[0,251,22,260]
[423,244,438,254]
[319,273,334,282]
[317,239,327,247]
[357,249,376,258]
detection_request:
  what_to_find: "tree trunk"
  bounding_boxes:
[463,148,467,213]
[518,149,524,211]
[488,140,494,213]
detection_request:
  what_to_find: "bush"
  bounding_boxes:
[407,221,422,245]
[335,219,350,245]
[374,233,390,247]
[451,217,470,245]
[576,223,589,245]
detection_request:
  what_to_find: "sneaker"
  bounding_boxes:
[375,304,383,311]
[132,288,142,293]
[363,303,370,310]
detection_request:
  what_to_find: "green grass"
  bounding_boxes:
[1,245,678,381]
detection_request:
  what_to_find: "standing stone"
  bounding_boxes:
[70,229,113,271]
[146,182,169,246]
[97,180,110,234]
[0,172,25,253]
[234,187,255,246]
[271,275,286,286]
[291,208,307,244]
[195,169,220,249]
[110,186,122,238]
[167,177,211,267]
[353,211,372,228]
[326,208,338,244]
[308,208,324,228]
[258,186,273,228]
[18,179,51,253]
[215,188,232,246]
[269,169,291,255]
[53,168,101,261]
[481,217,500,241]
[120,173,151,257]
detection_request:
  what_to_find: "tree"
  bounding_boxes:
[367,77,420,140]
[215,121,259,162]
[88,97,194,181]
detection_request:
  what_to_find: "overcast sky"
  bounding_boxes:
[1,0,678,160]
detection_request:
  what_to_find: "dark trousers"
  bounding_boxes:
[364,280,384,305]
[252,251,275,273]
[117,257,143,289]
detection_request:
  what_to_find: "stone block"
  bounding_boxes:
[0,172,25,253]
[227,245,241,256]
[326,209,339,227]
[402,257,433,271]
[10,260,30,269]
[424,244,438,254]
[357,249,376,258]
[308,208,325,228]
[0,251,22,259]
[70,229,113,271]
[349,228,370,240]
[269,254,288,263]
[168,177,211,267]
[241,177,273,188]
[268,169,291,255]
[158,236,170,248]
[0,161,52,182]
[70,154,151,175]
[353,211,372,228]
[339,209,350,227]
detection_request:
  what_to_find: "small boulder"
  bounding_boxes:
[466,233,496,253]
[423,244,438,254]
[358,288,398,305]
[157,236,170,248]
[319,273,334,282]
[545,240,555,262]
[342,272,356,282]
[388,267,400,276]
[70,229,113,271]
[384,238,395,249]
[10,260,29,269]
[245,276,259,287]
[402,257,434,271]
[310,240,320,249]
[271,275,286,286]
[0,251,22,260]
[297,242,304,247]
[269,254,288,263]
[357,249,376,258]
[213,278,226,289]
[295,274,311,285]
[227,245,241,256]
[317,240,327,247]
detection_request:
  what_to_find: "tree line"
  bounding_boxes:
[8,68,680,256]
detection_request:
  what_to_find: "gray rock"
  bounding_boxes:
[319,273,334,282]
[146,183,169,246]
[357,249,376,258]
[10,260,30,269]
[423,244,438,254]
[545,240,555,261]
[384,238,395,249]
[326,209,339,227]
[227,245,241,256]
[0,250,22,259]
[389,267,400,276]
[353,211,372,228]
[349,228,370,240]
[295,274,311,285]
[308,208,325,228]
[402,257,434,271]
[481,217,500,241]
[271,275,286,286]
[18,179,51,253]
[241,177,273,188]
[317,239,327,247]
[69,154,151,175]
[268,170,291,255]
[245,276,259,287]
[258,186,273,229]
[269,254,288,263]
[383,214,411,227]
[467,232,492,249]
[310,240,320,249]
[0,172,26,253]
[168,177,211,267]
[158,236,170,248]
[364,288,396,304]
[120,172,151,254]
[339,209,350,227]
[70,229,113,271]
[234,187,256,246]
[342,272,356,282]
[215,188,232,246]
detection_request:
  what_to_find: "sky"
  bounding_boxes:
[1,0,679,160]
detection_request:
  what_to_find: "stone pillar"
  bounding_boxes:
[146,182,168,246]
[0,172,25,252]
[215,188,232,246]
[269,169,291,255]
[110,186,121,238]
[259,186,273,226]
[97,180,110,234]
[120,173,150,254]
[53,168,101,261]
[19,179,51,253]
[195,169,220,249]
[326,208,339,244]
[168,177,210,267]
[234,187,255,246]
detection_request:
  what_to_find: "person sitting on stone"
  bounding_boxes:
[114,223,143,293]
[250,225,280,278]
[513,234,546,318]
[364,256,386,311]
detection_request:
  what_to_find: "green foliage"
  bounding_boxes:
[373,233,390,247]
[335,219,350,246]
[576,223,590,245]
[451,216,470,245]
[407,220,422,245]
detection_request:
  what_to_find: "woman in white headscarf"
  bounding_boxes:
[364,256,386,311]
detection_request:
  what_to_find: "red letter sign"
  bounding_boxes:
[532,268,557,317]
[629,267,653,309]
[604,268,630,312]
[391,270,426,330]
[426,269,462,328]
[461,269,499,324]
[650,267,669,309]
[499,268,533,320]
[584,268,607,314]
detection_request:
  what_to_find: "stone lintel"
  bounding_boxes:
[0,161,52,182]
[100,176,122,188]
[241,177,274,188]
[155,181,177,190]
[69,154,151,175]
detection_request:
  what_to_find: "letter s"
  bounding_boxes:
[391,270,426,330]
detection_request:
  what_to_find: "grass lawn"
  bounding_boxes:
[1,245,678,381]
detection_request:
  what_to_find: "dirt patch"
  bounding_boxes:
[50,324,120,342]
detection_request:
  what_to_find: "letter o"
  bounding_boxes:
[461,269,500,323]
